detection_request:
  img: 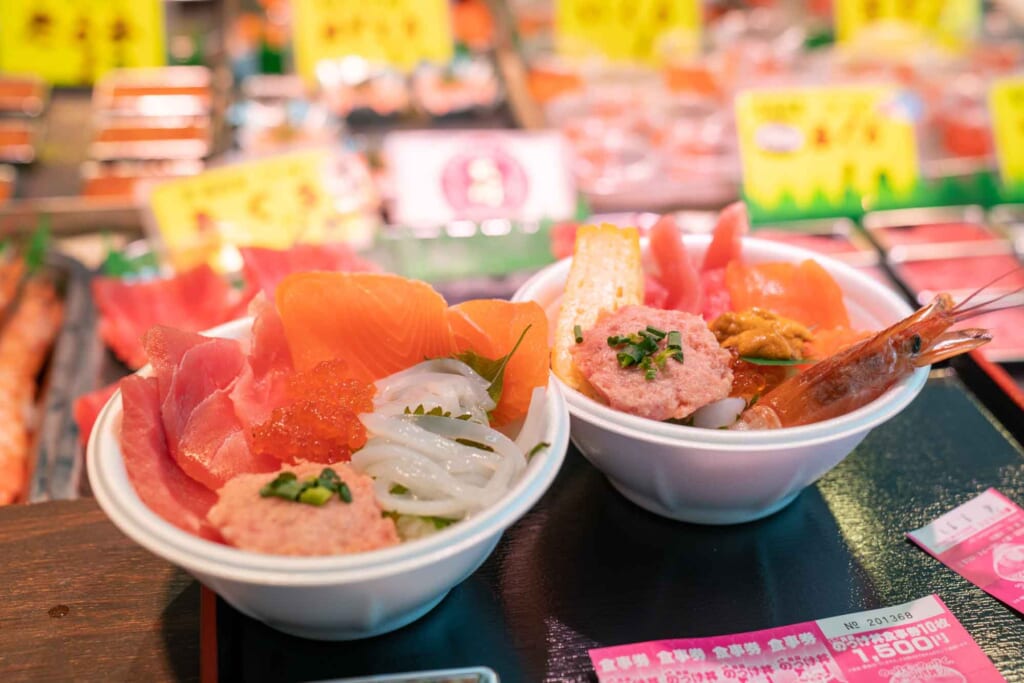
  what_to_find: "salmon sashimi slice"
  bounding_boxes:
[446,299,550,427]
[119,375,220,540]
[702,202,748,272]
[648,214,702,313]
[725,259,852,331]
[276,272,454,380]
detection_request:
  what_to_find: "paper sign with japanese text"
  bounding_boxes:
[382,130,576,228]
[147,150,377,271]
[835,0,980,53]
[556,0,701,64]
[0,0,165,85]
[990,77,1024,201]
[590,595,1004,682]
[735,85,920,221]
[292,0,453,81]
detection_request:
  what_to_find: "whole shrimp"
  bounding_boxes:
[735,278,1019,430]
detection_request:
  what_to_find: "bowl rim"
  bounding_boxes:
[511,233,930,446]
[87,317,571,586]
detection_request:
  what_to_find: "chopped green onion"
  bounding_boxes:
[336,481,353,504]
[617,345,644,368]
[667,331,682,350]
[259,468,353,505]
[527,441,550,459]
[645,326,667,340]
[299,486,334,506]
[574,325,583,344]
[389,484,410,495]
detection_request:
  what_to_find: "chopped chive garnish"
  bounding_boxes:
[259,468,353,506]
[390,484,410,495]
[574,324,583,344]
[337,481,353,503]
[527,441,550,459]
[608,327,685,380]
[299,486,334,505]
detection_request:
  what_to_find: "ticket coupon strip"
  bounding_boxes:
[589,595,1004,682]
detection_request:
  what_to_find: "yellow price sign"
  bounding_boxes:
[148,151,370,271]
[0,0,165,85]
[990,77,1024,195]
[556,0,701,64]
[293,0,453,81]
[735,86,920,216]
[835,0,980,53]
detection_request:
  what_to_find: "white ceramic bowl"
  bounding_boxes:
[88,318,570,640]
[512,235,928,525]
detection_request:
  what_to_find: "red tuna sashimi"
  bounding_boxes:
[231,298,293,427]
[175,391,276,489]
[74,381,119,447]
[648,214,702,313]
[644,274,669,308]
[119,375,219,540]
[701,268,732,321]
[240,243,378,298]
[146,327,278,489]
[701,202,748,272]
[93,265,250,369]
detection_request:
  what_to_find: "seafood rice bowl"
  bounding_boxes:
[511,206,987,524]
[88,274,570,640]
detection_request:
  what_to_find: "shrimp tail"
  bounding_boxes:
[914,328,991,366]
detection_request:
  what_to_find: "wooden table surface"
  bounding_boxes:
[0,498,203,682]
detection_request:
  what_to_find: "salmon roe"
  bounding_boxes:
[728,354,789,403]
[251,360,375,464]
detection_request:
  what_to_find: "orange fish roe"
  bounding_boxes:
[728,354,789,403]
[252,360,375,464]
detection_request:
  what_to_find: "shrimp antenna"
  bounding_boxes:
[954,267,1024,311]
[953,283,1024,322]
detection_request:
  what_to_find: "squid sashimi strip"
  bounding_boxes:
[0,280,63,505]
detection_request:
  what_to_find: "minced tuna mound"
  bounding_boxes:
[571,305,733,421]
[208,462,400,556]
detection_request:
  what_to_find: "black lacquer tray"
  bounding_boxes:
[213,370,1024,683]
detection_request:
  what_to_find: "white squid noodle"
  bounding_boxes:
[351,359,545,524]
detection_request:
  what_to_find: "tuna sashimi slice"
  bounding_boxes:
[175,390,278,489]
[143,326,212,384]
[277,272,454,380]
[119,375,219,539]
[702,202,748,272]
[74,381,119,447]
[247,296,293,382]
[240,243,378,298]
[648,214,702,313]
[700,268,732,322]
[93,265,250,370]
[159,338,246,450]
[230,298,293,428]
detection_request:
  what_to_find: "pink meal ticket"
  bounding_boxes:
[588,595,1004,683]
[908,488,1024,614]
